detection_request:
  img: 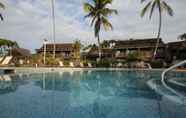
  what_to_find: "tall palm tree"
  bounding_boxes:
[83,0,117,60]
[0,2,5,21]
[140,0,174,59]
[51,0,56,59]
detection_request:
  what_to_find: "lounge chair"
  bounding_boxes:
[116,63,123,68]
[88,63,92,68]
[59,61,64,67]
[80,62,84,68]
[19,59,24,65]
[1,56,13,65]
[69,62,74,67]
[0,56,4,63]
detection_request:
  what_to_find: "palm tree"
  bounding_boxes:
[83,0,117,60]
[178,33,186,41]
[140,0,174,59]
[0,2,5,21]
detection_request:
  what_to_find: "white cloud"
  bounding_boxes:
[0,0,186,52]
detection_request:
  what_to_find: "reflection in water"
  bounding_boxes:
[0,70,185,118]
[0,74,28,95]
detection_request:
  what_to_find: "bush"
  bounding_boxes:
[150,60,164,68]
[126,52,143,62]
[45,57,59,66]
[96,59,110,67]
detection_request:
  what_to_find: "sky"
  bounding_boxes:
[0,0,186,52]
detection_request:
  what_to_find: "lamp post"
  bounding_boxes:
[43,39,48,65]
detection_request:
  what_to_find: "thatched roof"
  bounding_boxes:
[11,48,31,57]
[36,43,74,53]
[113,38,165,49]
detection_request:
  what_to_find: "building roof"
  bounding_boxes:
[113,38,165,49]
[167,41,186,49]
[36,43,74,52]
[11,48,31,57]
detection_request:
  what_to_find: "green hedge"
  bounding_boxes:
[150,60,164,68]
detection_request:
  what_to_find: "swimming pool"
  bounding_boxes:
[0,70,186,118]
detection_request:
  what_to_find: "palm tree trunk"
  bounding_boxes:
[51,0,56,59]
[153,6,162,60]
[97,34,101,61]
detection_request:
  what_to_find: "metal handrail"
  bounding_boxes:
[161,60,186,100]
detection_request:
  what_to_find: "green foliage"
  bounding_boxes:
[45,56,59,66]
[126,52,143,62]
[150,60,164,68]
[73,40,81,60]
[0,38,18,47]
[101,40,110,48]
[83,0,117,37]
[140,0,174,19]
[178,33,186,41]
[0,2,5,21]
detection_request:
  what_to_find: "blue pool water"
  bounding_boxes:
[0,70,186,118]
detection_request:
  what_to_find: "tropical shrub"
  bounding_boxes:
[126,52,143,62]
[150,60,164,68]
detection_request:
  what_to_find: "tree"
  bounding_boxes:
[0,2,5,21]
[178,33,186,41]
[140,0,174,59]
[83,0,117,61]
[73,40,81,60]
[101,40,110,48]
[0,38,18,55]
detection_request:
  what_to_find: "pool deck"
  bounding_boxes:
[0,67,186,74]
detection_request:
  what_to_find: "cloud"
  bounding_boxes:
[0,0,186,52]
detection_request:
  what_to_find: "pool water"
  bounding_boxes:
[0,70,186,118]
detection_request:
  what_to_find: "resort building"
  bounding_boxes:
[85,38,166,62]
[36,43,79,60]
[166,41,186,62]
[85,47,114,61]
[113,38,166,61]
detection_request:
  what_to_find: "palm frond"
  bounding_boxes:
[102,17,113,30]
[102,0,113,7]
[162,1,174,16]
[84,11,95,18]
[0,14,3,21]
[141,1,151,17]
[91,16,97,26]
[100,8,118,16]
[0,2,5,9]
[178,33,186,40]
[141,0,147,3]
[149,1,156,19]
[83,3,94,13]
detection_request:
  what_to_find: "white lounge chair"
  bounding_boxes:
[117,63,123,68]
[69,62,74,67]
[0,57,4,63]
[88,63,92,68]
[59,61,64,67]
[1,56,13,65]
[80,62,84,67]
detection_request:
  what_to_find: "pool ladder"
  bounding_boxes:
[161,60,186,103]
